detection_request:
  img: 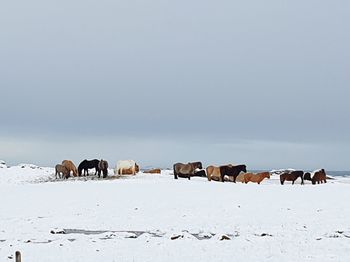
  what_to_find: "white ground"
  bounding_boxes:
[1,164,350,261]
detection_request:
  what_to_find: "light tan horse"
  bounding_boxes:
[207,164,235,182]
[62,160,79,177]
[244,172,270,184]
[206,165,222,181]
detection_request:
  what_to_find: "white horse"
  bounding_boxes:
[114,160,139,175]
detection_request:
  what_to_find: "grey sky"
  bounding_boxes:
[1,1,349,170]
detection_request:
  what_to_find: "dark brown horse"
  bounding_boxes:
[303,172,312,181]
[173,162,203,180]
[312,169,327,185]
[280,170,304,185]
[220,165,247,183]
[98,160,109,178]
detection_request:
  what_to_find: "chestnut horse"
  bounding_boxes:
[244,172,270,184]
[62,160,79,177]
[312,169,327,185]
[280,170,304,185]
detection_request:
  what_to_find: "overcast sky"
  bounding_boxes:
[1,1,349,170]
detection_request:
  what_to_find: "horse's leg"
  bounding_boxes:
[174,169,178,179]
[280,179,284,185]
[221,174,225,183]
[292,180,295,185]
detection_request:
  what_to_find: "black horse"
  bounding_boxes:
[78,159,100,176]
[220,165,247,183]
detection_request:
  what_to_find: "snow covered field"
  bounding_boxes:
[1,164,350,261]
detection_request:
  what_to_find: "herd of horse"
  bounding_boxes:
[55,159,109,179]
[55,159,328,185]
[173,162,327,185]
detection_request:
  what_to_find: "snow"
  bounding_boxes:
[1,165,350,261]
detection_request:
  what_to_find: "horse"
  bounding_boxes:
[244,172,270,184]
[194,170,207,177]
[173,162,202,180]
[61,160,79,177]
[115,160,139,175]
[220,165,247,183]
[303,172,312,181]
[98,160,108,178]
[225,171,246,182]
[312,169,327,185]
[55,164,70,179]
[280,170,304,185]
[78,159,100,176]
[178,169,206,178]
[206,165,222,181]
[144,168,162,174]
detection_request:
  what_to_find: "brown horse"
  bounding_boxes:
[220,165,247,183]
[173,162,202,180]
[244,172,270,184]
[144,168,161,174]
[55,164,70,179]
[280,170,304,185]
[312,169,327,185]
[61,160,79,177]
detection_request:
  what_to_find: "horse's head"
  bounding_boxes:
[265,172,271,179]
[196,162,203,169]
[242,165,247,173]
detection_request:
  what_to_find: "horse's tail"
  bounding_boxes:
[280,175,284,185]
[173,164,178,179]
